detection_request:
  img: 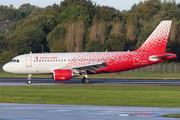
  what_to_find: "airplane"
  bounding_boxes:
[2,20,176,84]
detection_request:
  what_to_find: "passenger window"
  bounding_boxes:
[17,60,19,63]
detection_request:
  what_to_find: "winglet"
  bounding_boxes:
[135,20,172,53]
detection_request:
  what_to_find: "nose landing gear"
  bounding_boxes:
[27,74,32,84]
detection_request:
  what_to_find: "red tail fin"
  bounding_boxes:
[135,20,172,53]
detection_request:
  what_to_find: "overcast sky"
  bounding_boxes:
[0,0,180,11]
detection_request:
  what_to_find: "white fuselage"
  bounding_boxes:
[3,53,80,74]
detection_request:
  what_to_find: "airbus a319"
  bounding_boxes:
[3,20,176,84]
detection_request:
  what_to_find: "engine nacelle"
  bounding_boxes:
[53,69,79,81]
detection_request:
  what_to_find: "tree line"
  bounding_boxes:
[0,0,180,63]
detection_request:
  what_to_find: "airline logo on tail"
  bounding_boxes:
[136,20,172,52]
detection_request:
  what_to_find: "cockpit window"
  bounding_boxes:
[10,59,19,63]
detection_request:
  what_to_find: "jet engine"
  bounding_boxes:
[53,69,79,81]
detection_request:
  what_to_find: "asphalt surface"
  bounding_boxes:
[0,103,180,120]
[0,78,180,86]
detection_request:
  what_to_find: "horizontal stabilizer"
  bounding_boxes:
[150,55,172,59]
[149,54,176,61]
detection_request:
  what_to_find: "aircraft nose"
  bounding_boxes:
[3,63,11,73]
[3,64,8,72]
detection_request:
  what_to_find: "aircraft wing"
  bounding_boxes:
[71,62,108,73]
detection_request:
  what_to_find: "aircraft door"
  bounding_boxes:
[26,56,32,67]
[133,54,139,65]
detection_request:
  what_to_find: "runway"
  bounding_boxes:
[0,103,180,120]
[0,78,180,86]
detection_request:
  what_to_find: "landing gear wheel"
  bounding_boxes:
[27,80,31,84]
[82,78,85,83]
[84,78,90,84]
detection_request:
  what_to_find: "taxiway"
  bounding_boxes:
[0,103,179,120]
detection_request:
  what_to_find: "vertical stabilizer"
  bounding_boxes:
[135,20,172,53]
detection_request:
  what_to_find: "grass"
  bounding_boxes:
[0,85,180,107]
[1,72,180,79]
[164,114,180,118]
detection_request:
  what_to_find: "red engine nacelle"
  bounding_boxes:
[53,69,79,81]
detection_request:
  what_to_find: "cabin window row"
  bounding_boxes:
[33,58,127,62]
[72,58,127,61]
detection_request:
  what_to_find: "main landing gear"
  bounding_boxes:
[27,74,32,84]
[82,72,90,84]
[82,77,90,84]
